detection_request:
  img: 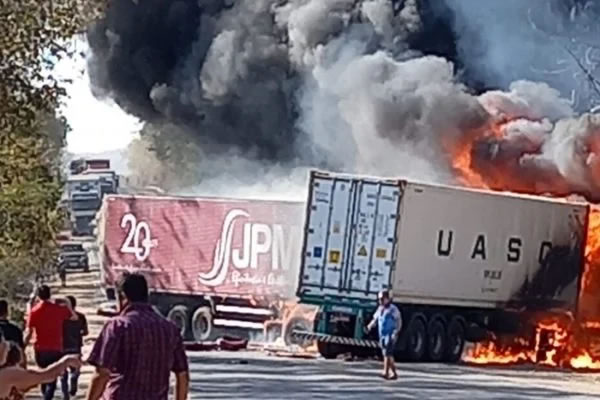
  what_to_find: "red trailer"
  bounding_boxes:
[95,194,311,342]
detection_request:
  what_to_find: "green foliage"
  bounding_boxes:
[0,0,106,308]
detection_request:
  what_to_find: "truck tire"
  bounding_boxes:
[284,316,313,348]
[427,317,446,362]
[191,307,213,342]
[405,316,427,362]
[167,305,189,338]
[317,341,341,360]
[152,305,163,317]
[445,317,466,363]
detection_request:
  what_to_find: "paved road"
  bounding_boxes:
[187,351,600,400]
[25,269,600,399]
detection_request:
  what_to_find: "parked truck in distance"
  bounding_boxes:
[94,194,314,343]
[293,170,588,362]
[66,158,119,237]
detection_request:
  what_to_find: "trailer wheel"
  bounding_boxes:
[317,341,341,360]
[167,305,189,338]
[445,317,466,363]
[427,318,446,362]
[406,317,427,361]
[191,307,213,342]
[284,316,313,348]
[152,305,163,316]
[264,321,283,343]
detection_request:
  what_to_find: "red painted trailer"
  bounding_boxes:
[94,194,313,342]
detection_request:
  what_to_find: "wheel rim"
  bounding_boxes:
[173,314,185,334]
[195,316,208,336]
[450,327,464,355]
[411,327,424,354]
[432,328,443,355]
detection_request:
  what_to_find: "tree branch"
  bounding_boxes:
[562,44,600,99]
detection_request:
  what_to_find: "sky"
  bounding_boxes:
[53,40,141,155]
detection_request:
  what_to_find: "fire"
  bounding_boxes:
[462,206,600,371]
[453,127,600,370]
[570,353,600,369]
[263,302,318,355]
[463,320,571,368]
[448,120,510,189]
[451,141,489,188]
[464,340,530,365]
[582,208,600,293]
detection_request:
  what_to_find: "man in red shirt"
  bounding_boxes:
[24,285,76,400]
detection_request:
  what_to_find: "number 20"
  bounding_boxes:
[120,213,152,262]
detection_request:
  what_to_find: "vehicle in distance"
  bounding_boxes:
[58,241,90,272]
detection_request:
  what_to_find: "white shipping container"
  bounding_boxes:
[298,170,588,312]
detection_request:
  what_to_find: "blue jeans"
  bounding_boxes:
[60,366,81,398]
[35,351,63,400]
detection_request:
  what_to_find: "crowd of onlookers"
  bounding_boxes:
[0,287,85,400]
[0,273,190,400]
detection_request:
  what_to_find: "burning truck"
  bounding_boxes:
[293,170,600,366]
[93,194,315,344]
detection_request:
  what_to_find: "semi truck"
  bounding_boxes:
[67,159,119,237]
[94,194,313,343]
[293,170,588,362]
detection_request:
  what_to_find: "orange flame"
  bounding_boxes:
[451,141,489,188]
[452,123,600,370]
[570,353,600,369]
[462,204,600,370]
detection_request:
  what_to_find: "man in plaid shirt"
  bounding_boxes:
[85,273,189,400]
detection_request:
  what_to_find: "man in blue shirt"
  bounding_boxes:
[366,289,401,380]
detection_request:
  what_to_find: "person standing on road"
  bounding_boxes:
[0,300,25,367]
[366,289,402,380]
[85,273,190,400]
[59,296,88,399]
[23,285,77,400]
[57,259,67,288]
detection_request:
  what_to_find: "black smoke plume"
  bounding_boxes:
[87,0,600,198]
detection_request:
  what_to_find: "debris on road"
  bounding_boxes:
[262,341,318,359]
[184,336,248,352]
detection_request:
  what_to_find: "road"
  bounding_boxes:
[25,269,600,399]
[186,351,600,400]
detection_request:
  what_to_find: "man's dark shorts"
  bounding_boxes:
[379,334,396,357]
[63,348,81,356]
[35,351,63,368]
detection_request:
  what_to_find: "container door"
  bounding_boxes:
[346,181,400,298]
[298,171,401,301]
[301,175,355,297]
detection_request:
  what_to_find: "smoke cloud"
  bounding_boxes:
[445,0,600,110]
[89,0,600,200]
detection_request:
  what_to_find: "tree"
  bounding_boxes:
[0,1,105,309]
[528,1,600,110]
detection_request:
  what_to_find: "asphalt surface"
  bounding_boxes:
[186,351,600,400]
[25,269,600,399]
